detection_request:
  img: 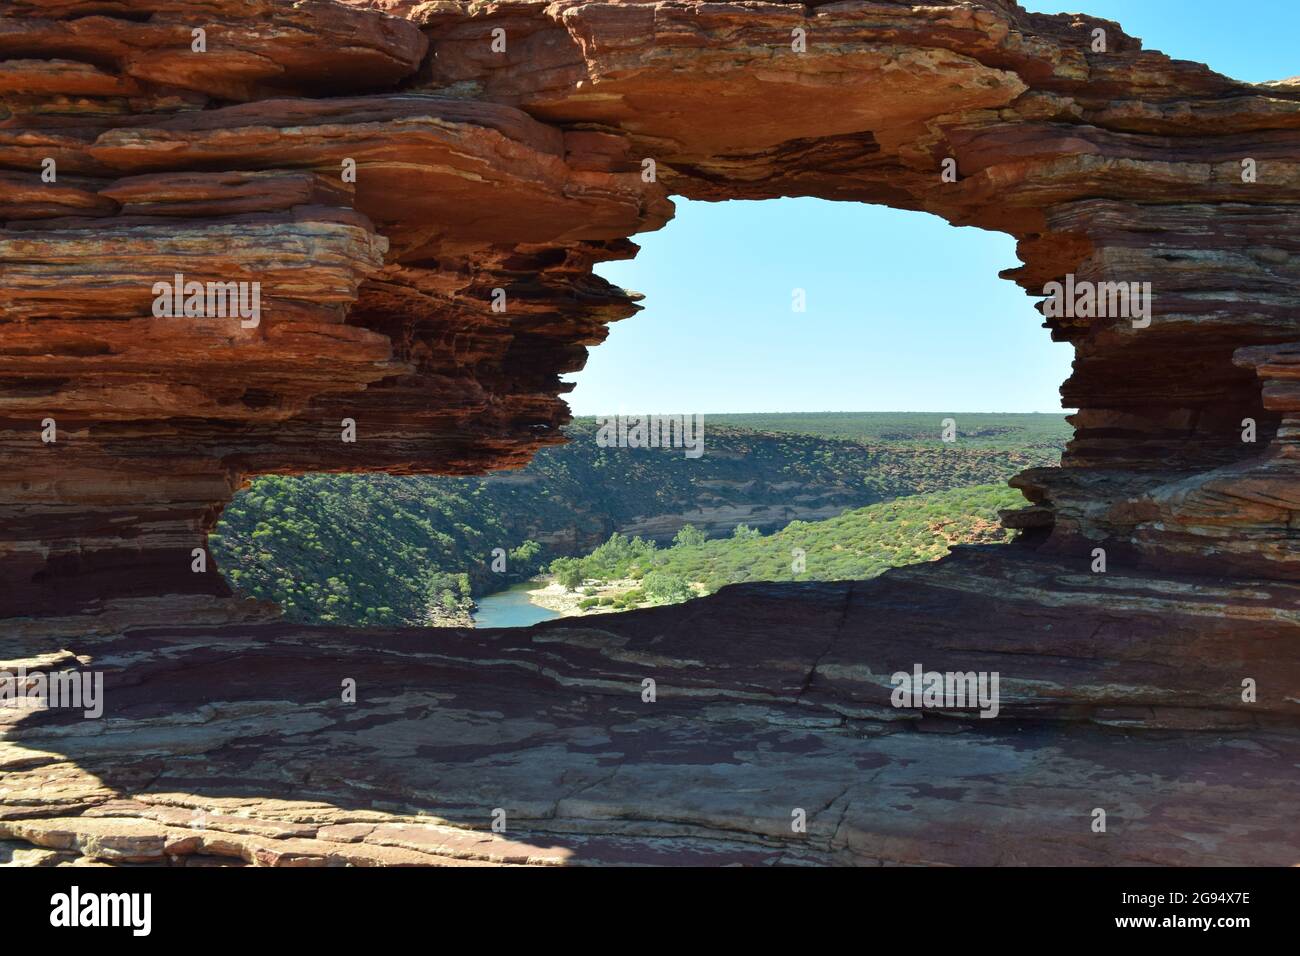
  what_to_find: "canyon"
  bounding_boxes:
[1,0,1298,866]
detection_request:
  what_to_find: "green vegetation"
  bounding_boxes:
[425,571,472,616]
[209,473,551,626]
[694,412,1071,451]
[211,414,1061,626]
[548,483,1022,610]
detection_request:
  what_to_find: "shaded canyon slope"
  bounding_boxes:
[1,0,1297,865]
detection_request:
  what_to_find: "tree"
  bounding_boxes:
[425,570,469,612]
[642,571,692,605]
[509,539,542,570]
[551,558,584,591]
[673,525,706,548]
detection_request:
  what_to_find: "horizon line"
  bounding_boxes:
[568,409,1076,417]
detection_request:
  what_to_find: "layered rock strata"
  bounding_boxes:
[3,550,1298,866]
[1,0,1297,865]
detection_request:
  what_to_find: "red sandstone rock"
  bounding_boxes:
[2,0,1296,605]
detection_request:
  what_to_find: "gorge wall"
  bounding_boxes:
[1,0,1298,866]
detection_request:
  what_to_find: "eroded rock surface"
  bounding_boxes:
[3,551,1298,866]
[1,1,1297,865]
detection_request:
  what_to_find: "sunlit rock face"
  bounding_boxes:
[0,1,1297,866]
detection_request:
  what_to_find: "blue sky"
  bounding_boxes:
[565,1,1296,416]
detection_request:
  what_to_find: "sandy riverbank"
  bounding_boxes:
[526,578,643,617]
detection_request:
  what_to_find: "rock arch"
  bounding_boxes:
[2,0,1297,613]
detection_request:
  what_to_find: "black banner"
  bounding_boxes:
[2,865,1290,942]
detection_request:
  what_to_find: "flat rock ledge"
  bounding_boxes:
[3,551,1297,867]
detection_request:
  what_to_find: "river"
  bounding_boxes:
[471,581,562,629]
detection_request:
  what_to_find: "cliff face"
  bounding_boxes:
[1,1,1298,866]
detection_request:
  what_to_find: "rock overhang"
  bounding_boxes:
[2,0,1298,609]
